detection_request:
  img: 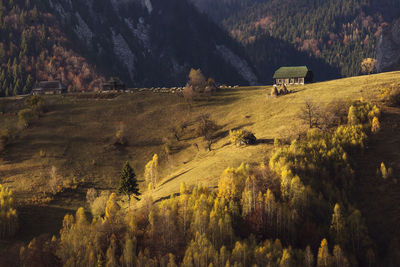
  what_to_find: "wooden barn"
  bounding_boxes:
[102,77,126,92]
[273,66,313,85]
[32,81,66,95]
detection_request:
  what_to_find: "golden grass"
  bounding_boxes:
[0,71,399,208]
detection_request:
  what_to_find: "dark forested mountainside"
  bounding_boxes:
[45,0,257,87]
[190,0,400,82]
[0,0,257,96]
[0,0,102,96]
[188,0,260,24]
[246,35,341,83]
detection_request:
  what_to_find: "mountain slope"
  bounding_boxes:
[190,0,400,81]
[44,0,258,86]
[0,0,258,97]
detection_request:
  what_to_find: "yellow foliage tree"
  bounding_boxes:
[330,204,345,245]
[0,184,18,239]
[280,248,292,267]
[347,105,359,125]
[265,189,276,228]
[380,162,389,179]
[182,233,217,267]
[145,154,159,189]
[317,238,332,267]
[217,163,250,201]
[289,175,307,213]
[231,241,249,265]
[105,234,118,267]
[57,207,91,266]
[105,193,121,223]
[333,245,349,267]
[122,235,137,267]
[361,58,377,75]
[371,117,380,134]
[304,245,314,267]
[167,253,178,267]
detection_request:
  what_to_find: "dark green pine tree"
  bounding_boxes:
[118,161,140,201]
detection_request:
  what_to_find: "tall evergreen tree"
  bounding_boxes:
[118,161,140,201]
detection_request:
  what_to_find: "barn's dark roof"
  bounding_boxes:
[102,77,125,90]
[37,81,63,89]
[273,66,309,79]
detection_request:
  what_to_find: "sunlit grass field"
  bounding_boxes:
[0,71,399,241]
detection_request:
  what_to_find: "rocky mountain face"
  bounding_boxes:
[42,0,257,87]
[376,18,400,73]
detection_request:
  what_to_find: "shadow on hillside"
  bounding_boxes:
[353,107,400,263]
[154,193,180,204]
[132,139,164,147]
[2,132,91,163]
[3,133,95,164]
[16,205,74,242]
[213,87,261,97]
[256,138,274,144]
[219,87,262,92]
[215,92,239,97]
[154,185,219,204]
[168,143,192,154]
[231,123,254,131]
[194,96,239,107]
[159,168,194,187]
[0,165,37,179]
[213,122,255,141]
[288,88,306,94]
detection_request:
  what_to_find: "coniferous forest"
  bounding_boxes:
[0,0,102,97]
[191,0,400,82]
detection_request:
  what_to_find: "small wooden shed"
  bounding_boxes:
[273,66,313,85]
[102,77,126,92]
[32,81,66,95]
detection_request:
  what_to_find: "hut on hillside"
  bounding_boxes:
[273,66,313,85]
[102,77,126,92]
[32,80,66,95]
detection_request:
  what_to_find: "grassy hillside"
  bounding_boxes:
[0,71,398,243]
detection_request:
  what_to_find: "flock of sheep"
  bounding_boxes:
[128,85,240,95]
[136,87,185,94]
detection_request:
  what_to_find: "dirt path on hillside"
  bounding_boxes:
[353,106,400,265]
